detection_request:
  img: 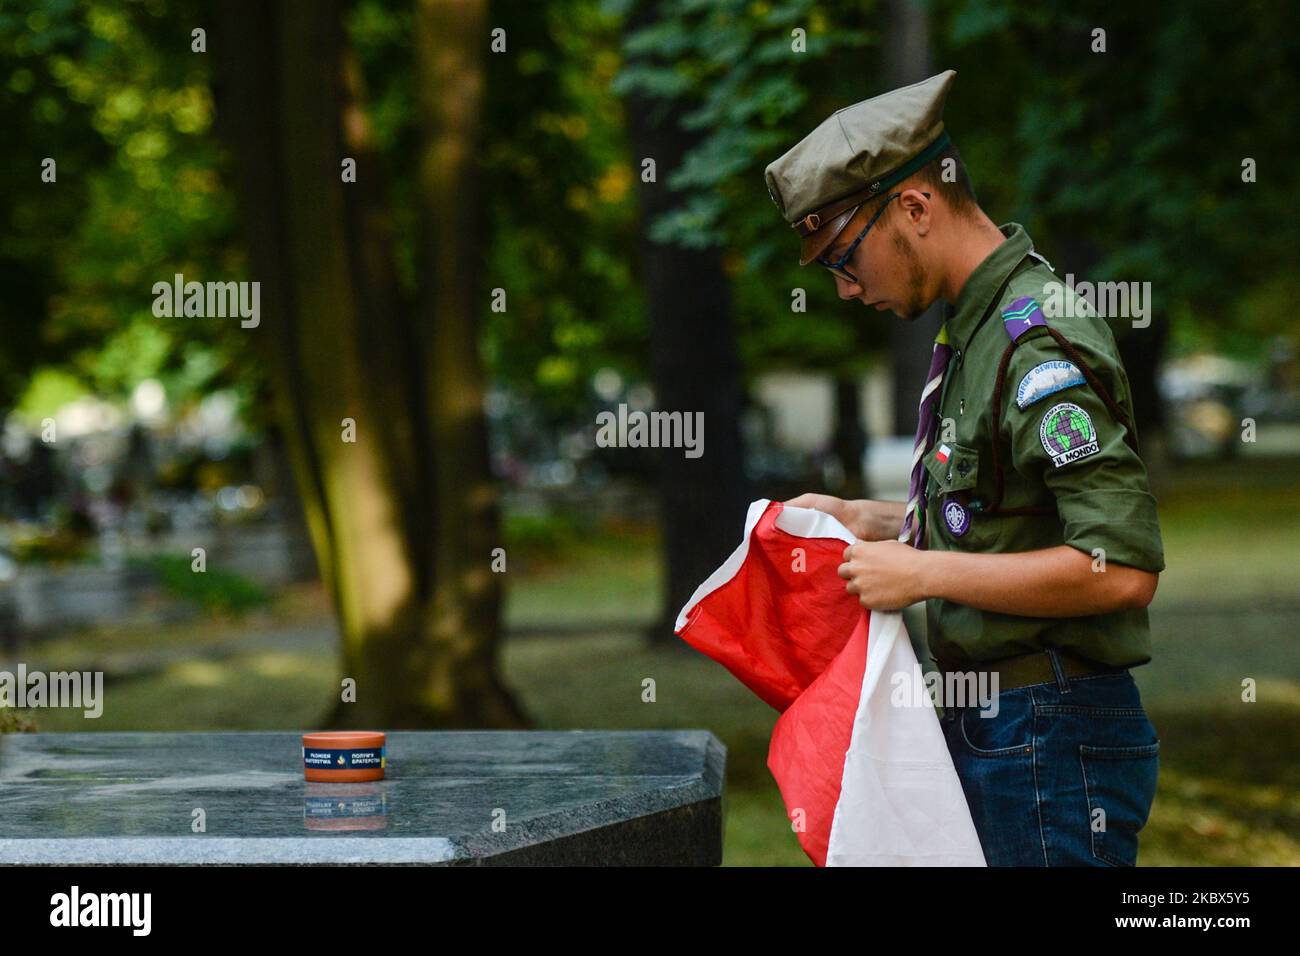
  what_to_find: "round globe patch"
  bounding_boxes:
[942,499,970,537]
[1039,401,1099,467]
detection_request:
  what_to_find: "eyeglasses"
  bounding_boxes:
[816,191,929,284]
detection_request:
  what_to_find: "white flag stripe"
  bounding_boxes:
[824,610,987,866]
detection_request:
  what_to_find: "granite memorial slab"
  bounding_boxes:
[0,730,725,865]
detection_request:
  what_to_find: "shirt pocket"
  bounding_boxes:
[924,440,980,494]
[924,442,1003,549]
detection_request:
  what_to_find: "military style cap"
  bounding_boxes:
[764,70,957,266]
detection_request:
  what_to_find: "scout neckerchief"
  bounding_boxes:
[897,256,1029,548]
[897,324,952,548]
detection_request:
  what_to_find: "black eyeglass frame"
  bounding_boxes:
[816,190,931,284]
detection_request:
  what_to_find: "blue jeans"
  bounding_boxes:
[939,650,1161,866]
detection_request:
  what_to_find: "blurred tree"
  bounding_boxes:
[937,0,1300,440]
[621,0,751,640]
[345,0,648,423]
[0,1,100,409]
[0,0,244,414]
[610,0,884,631]
[211,0,525,728]
[608,0,884,379]
[3,0,1296,700]
[884,0,944,443]
[479,0,647,420]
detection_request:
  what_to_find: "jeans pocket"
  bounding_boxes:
[958,694,1034,757]
[1079,740,1160,866]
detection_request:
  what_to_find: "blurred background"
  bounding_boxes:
[0,0,1296,864]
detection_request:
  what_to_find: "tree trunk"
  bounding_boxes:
[210,0,526,728]
[410,0,524,724]
[883,0,940,665]
[885,0,945,439]
[622,0,752,643]
[831,376,867,498]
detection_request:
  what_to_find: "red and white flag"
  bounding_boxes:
[675,499,985,866]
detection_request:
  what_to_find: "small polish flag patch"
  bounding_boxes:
[935,444,951,464]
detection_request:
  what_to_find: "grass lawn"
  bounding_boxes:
[9,459,1299,866]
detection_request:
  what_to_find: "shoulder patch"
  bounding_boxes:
[1016,360,1085,409]
[1001,295,1047,342]
[1039,401,1099,467]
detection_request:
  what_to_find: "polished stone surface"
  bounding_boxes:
[0,730,725,865]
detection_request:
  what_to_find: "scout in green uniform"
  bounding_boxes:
[921,224,1165,672]
[767,70,1165,866]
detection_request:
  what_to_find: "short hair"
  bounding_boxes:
[906,141,979,217]
[830,143,979,254]
[855,141,978,230]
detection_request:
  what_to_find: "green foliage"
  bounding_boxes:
[134,553,270,615]
[0,0,107,406]
[609,0,1300,371]
[612,0,860,250]
[2,0,1295,430]
[937,0,1300,359]
[13,367,86,423]
[0,708,38,734]
[341,0,647,418]
[1,0,255,419]
[503,510,582,561]
[9,526,90,565]
[612,0,885,375]
[480,0,648,414]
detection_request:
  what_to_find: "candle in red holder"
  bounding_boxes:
[301,731,387,782]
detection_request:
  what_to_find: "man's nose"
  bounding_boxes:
[835,276,862,301]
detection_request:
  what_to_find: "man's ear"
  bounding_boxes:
[899,187,932,235]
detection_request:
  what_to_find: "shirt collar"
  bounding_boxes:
[942,222,1034,354]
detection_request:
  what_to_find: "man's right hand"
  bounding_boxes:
[781,494,907,542]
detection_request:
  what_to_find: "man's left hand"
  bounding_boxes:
[837,539,927,611]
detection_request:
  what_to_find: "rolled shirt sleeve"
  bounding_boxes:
[1005,330,1166,573]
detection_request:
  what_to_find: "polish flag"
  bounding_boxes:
[675,499,985,866]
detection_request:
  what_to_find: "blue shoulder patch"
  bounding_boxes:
[1001,296,1048,342]
[1016,360,1086,409]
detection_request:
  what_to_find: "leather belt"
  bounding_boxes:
[931,647,1124,692]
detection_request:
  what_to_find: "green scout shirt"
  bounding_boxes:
[922,222,1165,670]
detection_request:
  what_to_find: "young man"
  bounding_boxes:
[764,70,1165,866]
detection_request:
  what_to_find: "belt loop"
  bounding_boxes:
[1046,647,1071,694]
[929,655,946,720]
[930,655,956,723]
